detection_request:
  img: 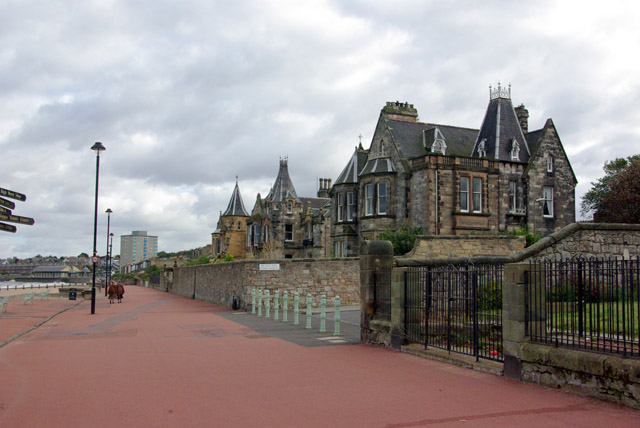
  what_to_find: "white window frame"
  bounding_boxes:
[377,182,387,215]
[460,177,469,212]
[337,193,345,222]
[472,177,482,213]
[509,181,517,211]
[511,140,520,161]
[285,224,294,242]
[365,184,374,216]
[543,187,554,218]
[347,191,355,221]
[547,156,554,173]
[478,139,486,158]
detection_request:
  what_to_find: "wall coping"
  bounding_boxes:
[177,257,359,271]
[396,222,640,267]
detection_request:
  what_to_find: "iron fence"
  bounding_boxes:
[526,257,640,358]
[405,263,504,362]
[373,267,392,321]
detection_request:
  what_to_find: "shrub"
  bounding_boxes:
[478,282,502,311]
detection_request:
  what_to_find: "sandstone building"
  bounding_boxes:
[211,179,250,260]
[330,84,577,256]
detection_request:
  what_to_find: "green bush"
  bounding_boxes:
[547,280,617,303]
[478,282,502,311]
[378,224,424,256]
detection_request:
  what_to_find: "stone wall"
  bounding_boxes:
[406,235,525,259]
[156,257,359,309]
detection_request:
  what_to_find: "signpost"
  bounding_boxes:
[0,222,16,233]
[0,187,34,234]
[0,197,15,210]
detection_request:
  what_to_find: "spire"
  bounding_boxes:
[472,83,530,162]
[266,157,299,202]
[222,179,249,217]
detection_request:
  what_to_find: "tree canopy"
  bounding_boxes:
[581,155,640,223]
[379,224,424,256]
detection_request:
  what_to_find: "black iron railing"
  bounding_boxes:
[405,262,504,362]
[526,257,640,358]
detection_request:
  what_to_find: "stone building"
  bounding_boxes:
[211,179,250,260]
[331,84,577,256]
[246,158,331,259]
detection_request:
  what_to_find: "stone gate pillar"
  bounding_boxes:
[360,240,394,343]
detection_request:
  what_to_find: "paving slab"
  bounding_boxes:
[0,285,638,428]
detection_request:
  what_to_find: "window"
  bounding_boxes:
[472,177,482,213]
[365,184,374,216]
[478,139,486,158]
[511,140,520,161]
[247,226,253,245]
[460,177,469,212]
[333,241,348,257]
[307,223,312,240]
[263,225,269,243]
[216,239,221,254]
[509,181,517,211]
[377,182,387,214]
[547,156,554,172]
[285,224,294,241]
[237,221,242,230]
[286,201,293,213]
[342,241,348,257]
[337,193,345,222]
[543,187,554,217]
[432,140,446,155]
[347,192,355,221]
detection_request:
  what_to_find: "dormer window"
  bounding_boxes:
[478,139,487,158]
[380,141,387,157]
[510,140,520,161]
[431,128,447,155]
[547,156,554,172]
[286,201,293,213]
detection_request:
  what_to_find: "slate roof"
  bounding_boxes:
[386,120,478,159]
[31,265,71,273]
[335,147,369,185]
[222,180,249,217]
[359,157,397,175]
[266,158,299,202]
[472,96,530,162]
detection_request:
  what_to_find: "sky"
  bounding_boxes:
[1,0,640,259]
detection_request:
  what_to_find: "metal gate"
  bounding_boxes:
[405,263,503,362]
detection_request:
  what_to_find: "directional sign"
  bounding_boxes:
[0,187,26,202]
[0,213,35,225]
[0,222,17,233]
[0,197,16,210]
[0,206,11,215]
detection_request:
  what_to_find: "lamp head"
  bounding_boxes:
[106,208,113,215]
[91,142,106,152]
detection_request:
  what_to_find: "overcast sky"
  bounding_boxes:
[1,0,639,259]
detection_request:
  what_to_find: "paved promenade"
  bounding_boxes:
[1,286,638,427]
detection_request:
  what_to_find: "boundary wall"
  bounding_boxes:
[154,257,359,309]
[361,223,640,409]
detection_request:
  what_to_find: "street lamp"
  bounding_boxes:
[104,208,112,296]
[90,141,106,314]
[108,232,114,289]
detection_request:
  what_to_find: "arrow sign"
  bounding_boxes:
[0,222,17,233]
[0,187,26,202]
[0,213,35,226]
[0,197,16,210]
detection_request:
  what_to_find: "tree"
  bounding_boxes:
[78,252,89,259]
[581,155,640,220]
[594,158,640,223]
[378,224,424,256]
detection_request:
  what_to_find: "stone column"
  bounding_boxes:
[502,262,531,379]
[359,240,394,344]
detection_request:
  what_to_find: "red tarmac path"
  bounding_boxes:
[1,286,638,427]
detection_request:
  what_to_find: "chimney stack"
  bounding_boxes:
[317,178,331,198]
[515,104,529,133]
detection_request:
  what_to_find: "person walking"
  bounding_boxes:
[107,281,117,304]
[116,282,125,303]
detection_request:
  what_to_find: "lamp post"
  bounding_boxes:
[108,232,114,289]
[104,208,112,296]
[90,142,106,314]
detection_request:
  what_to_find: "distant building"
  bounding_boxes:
[120,231,158,272]
[246,158,331,259]
[212,179,250,260]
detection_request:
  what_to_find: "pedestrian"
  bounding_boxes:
[116,282,125,303]
[107,281,117,304]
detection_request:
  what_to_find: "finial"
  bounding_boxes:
[358,134,362,144]
[490,82,511,100]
